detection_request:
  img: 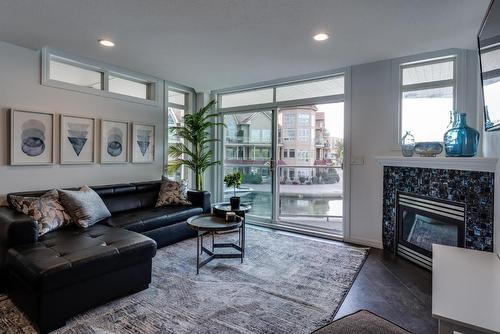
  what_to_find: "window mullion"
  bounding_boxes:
[401,79,455,92]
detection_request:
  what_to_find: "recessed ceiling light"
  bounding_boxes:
[313,33,329,41]
[98,39,115,47]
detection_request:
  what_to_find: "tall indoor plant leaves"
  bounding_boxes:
[167,100,224,191]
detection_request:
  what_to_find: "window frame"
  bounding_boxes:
[165,87,193,181]
[42,47,161,106]
[108,72,155,100]
[393,49,467,147]
[215,72,346,113]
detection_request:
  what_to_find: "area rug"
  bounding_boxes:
[0,227,368,334]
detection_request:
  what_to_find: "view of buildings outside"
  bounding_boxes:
[223,103,344,232]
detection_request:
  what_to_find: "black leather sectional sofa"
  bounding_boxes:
[0,180,211,333]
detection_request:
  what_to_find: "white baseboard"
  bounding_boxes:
[345,236,383,249]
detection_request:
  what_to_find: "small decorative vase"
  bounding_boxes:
[401,131,415,157]
[444,113,480,157]
[230,196,240,210]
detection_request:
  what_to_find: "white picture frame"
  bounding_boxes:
[10,109,55,165]
[101,119,129,164]
[131,123,155,163]
[60,114,96,164]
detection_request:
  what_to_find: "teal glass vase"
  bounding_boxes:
[443,113,479,157]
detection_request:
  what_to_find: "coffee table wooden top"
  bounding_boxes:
[187,214,242,232]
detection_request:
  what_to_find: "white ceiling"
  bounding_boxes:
[0,0,491,91]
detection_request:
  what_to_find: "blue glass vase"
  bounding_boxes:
[443,113,479,157]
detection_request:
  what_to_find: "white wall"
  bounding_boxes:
[0,41,165,204]
[347,60,394,248]
[347,50,481,249]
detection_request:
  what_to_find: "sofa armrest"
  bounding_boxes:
[0,207,38,278]
[187,191,211,213]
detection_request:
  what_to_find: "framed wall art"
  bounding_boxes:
[132,123,155,163]
[10,109,55,165]
[60,114,96,164]
[101,119,129,164]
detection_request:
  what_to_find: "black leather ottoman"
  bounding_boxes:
[6,224,157,333]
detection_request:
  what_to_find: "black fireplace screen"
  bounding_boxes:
[401,211,459,252]
[397,192,465,259]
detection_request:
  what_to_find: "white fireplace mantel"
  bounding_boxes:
[373,155,498,173]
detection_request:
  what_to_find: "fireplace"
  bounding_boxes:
[397,192,465,269]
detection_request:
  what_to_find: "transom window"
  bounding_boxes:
[219,74,345,109]
[43,48,159,104]
[399,56,456,142]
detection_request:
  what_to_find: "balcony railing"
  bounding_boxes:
[276,165,343,225]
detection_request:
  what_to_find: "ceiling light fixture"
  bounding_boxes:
[313,33,329,41]
[98,39,115,47]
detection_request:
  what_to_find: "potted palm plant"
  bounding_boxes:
[224,171,243,209]
[167,100,224,191]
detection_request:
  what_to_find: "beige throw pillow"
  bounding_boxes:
[9,189,71,236]
[156,180,191,207]
[58,186,111,228]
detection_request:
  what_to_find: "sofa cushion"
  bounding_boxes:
[97,182,161,214]
[156,180,191,207]
[58,186,111,228]
[6,224,156,291]
[101,206,203,233]
[9,190,71,236]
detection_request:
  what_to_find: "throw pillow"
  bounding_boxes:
[156,180,191,207]
[58,186,111,228]
[9,189,71,236]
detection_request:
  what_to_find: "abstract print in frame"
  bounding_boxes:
[101,120,129,164]
[60,114,96,164]
[132,123,155,163]
[10,109,55,165]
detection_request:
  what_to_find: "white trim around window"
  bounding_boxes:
[391,48,468,148]
[41,47,162,107]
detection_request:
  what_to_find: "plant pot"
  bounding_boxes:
[230,196,240,210]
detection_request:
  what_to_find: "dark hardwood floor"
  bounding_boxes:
[335,247,437,334]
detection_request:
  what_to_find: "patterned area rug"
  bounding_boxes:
[0,227,368,334]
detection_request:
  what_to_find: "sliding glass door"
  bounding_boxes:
[276,102,344,234]
[216,72,347,238]
[222,110,274,222]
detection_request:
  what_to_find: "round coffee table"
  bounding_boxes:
[187,214,245,274]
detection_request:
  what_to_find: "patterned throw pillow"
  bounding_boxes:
[156,180,191,207]
[9,189,71,236]
[58,186,111,228]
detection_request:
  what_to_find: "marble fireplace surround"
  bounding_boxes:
[374,156,497,253]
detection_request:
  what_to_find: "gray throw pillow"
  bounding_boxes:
[58,185,111,228]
